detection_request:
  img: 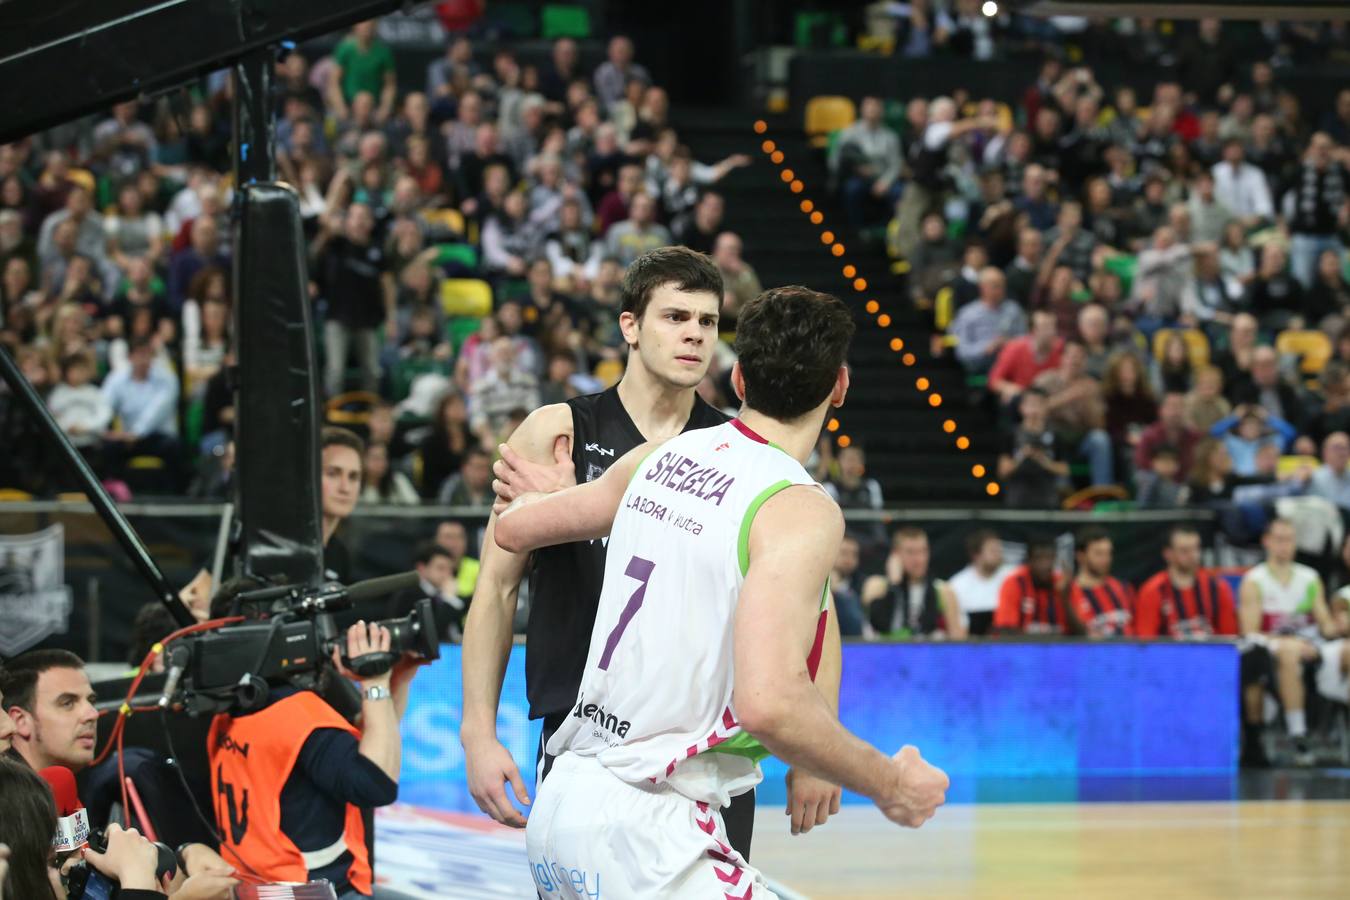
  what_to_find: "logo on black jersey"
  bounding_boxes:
[584,442,615,457]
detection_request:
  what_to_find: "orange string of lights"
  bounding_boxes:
[754,119,999,497]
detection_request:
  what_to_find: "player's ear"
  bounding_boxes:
[830,365,850,408]
[619,309,640,349]
[730,361,746,402]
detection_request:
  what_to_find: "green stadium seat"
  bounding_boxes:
[542,5,591,39]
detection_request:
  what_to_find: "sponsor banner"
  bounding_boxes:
[0,524,73,656]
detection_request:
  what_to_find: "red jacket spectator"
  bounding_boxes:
[994,564,1071,635]
[1135,569,1237,638]
[989,309,1063,400]
[1133,391,1201,478]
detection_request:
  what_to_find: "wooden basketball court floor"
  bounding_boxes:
[373,773,1350,898]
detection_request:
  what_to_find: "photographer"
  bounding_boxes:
[206,620,421,899]
[0,756,234,899]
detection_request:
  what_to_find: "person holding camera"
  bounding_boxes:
[0,757,237,899]
[206,620,421,900]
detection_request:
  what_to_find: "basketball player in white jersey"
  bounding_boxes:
[495,286,949,898]
[1238,518,1346,764]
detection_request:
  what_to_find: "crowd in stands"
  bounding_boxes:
[0,21,757,509]
[826,17,1350,536]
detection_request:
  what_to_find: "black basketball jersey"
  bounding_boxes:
[524,386,729,718]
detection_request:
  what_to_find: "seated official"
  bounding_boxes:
[389,541,469,642]
[861,527,965,639]
[206,619,422,900]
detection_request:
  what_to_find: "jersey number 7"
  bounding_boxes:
[598,556,655,670]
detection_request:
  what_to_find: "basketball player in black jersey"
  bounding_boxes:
[461,247,844,856]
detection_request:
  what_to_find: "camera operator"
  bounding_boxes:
[206,620,421,899]
[0,756,236,899]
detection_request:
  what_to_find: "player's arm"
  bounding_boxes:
[992,576,1021,635]
[1238,576,1263,637]
[735,487,947,827]
[460,403,572,826]
[494,441,655,552]
[785,600,844,835]
[1134,582,1160,637]
[1309,579,1342,639]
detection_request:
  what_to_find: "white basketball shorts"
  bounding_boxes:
[525,751,777,899]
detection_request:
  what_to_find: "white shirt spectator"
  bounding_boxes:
[1211,160,1273,220]
[1310,463,1350,511]
[947,562,1016,614]
[47,383,112,447]
[101,362,179,438]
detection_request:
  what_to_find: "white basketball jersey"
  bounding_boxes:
[1249,561,1321,637]
[545,419,829,806]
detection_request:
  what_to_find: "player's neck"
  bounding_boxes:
[616,366,697,441]
[1267,559,1292,579]
[1077,572,1105,588]
[322,515,340,545]
[735,407,822,465]
[1168,566,1196,588]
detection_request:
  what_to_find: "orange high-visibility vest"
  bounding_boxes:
[207,691,372,894]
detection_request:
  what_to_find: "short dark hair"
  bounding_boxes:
[894,525,927,545]
[734,286,855,421]
[321,426,365,457]
[0,648,85,713]
[966,528,999,560]
[1166,523,1201,547]
[1076,526,1111,553]
[1026,537,1057,558]
[414,540,453,567]
[619,246,723,320]
[127,602,179,667]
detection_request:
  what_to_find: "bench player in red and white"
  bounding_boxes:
[495,286,949,898]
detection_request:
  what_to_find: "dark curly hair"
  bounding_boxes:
[734,286,855,421]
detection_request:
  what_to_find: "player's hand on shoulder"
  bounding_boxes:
[463,734,532,828]
[491,404,576,514]
[879,745,948,828]
[785,768,842,835]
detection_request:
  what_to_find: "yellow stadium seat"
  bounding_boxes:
[934,286,955,332]
[1152,328,1210,369]
[1277,455,1318,478]
[593,358,624,388]
[0,488,34,501]
[422,207,466,237]
[1276,329,1332,375]
[805,96,856,149]
[326,391,382,426]
[440,278,493,318]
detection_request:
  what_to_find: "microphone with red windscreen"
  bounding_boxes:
[39,765,91,853]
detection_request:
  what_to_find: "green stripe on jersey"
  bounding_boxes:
[737,479,795,576]
[705,730,771,763]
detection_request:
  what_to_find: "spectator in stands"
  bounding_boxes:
[360,442,418,505]
[391,541,467,642]
[469,337,539,444]
[1210,405,1297,475]
[320,426,364,582]
[861,527,965,639]
[894,97,997,259]
[314,201,393,396]
[1285,133,1346,289]
[1135,390,1201,482]
[101,335,178,471]
[950,266,1027,374]
[674,191,725,255]
[1212,138,1274,226]
[1251,239,1312,331]
[1186,170,1235,244]
[1309,431,1350,511]
[437,444,493,507]
[47,350,111,454]
[1135,445,1187,509]
[997,387,1067,509]
[481,191,537,278]
[823,444,883,510]
[1033,340,1113,487]
[907,212,960,302]
[1184,365,1232,433]
[594,36,650,112]
[989,308,1062,405]
[539,36,580,104]
[1132,226,1203,335]
[829,96,902,227]
[1004,226,1043,306]
[947,529,1014,636]
[1070,528,1135,637]
[1304,248,1350,333]
[1181,245,1240,335]
[994,538,1079,635]
[711,231,760,326]
[605,192,671,267]
[36,184,105,272]
[1150,330,1194,395]
[434,519,481,606]
[167,214,228,314]
[830,534,867,638]
[1014,164,1057,232]
[1135,523,1238,638]
[1233,345,1308,435]
[328,20,397,123]
[1041,202,1098,282]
